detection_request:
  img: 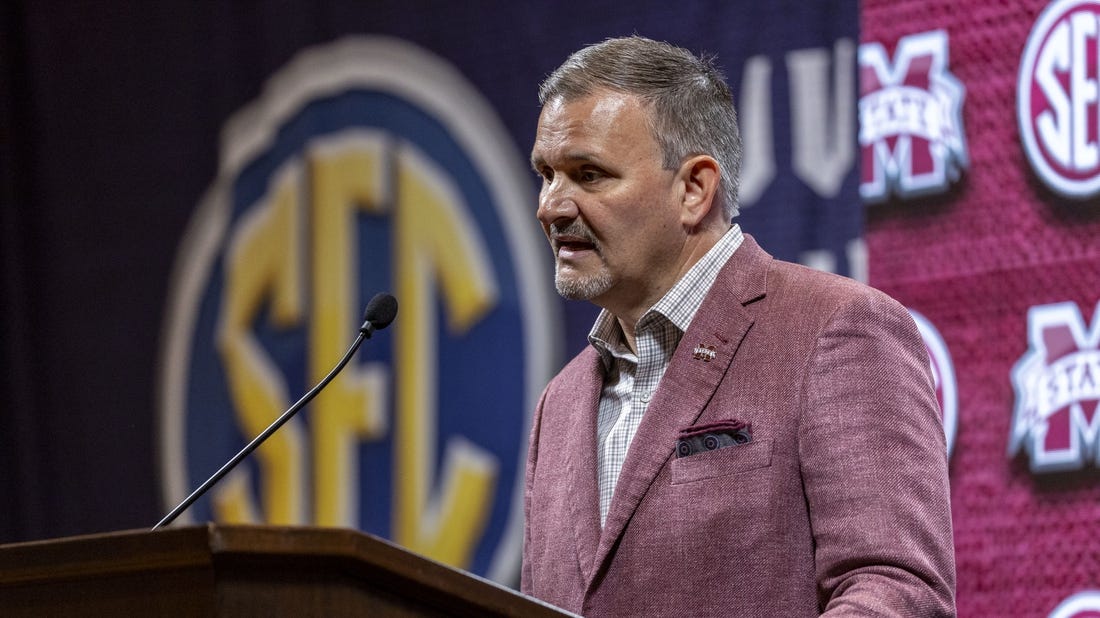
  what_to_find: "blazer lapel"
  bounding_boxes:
[588,235,771,587]
[561,349,605,584]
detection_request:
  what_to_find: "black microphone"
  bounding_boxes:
[153,292,399,530]
[360,292,398,337]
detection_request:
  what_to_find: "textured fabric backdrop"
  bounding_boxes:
[864,0,1100,615]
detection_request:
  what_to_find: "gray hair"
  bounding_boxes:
[539,36,743,219]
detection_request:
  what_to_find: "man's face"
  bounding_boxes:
[530,90,684,316]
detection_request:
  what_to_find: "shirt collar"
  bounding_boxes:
[588,224,744,368]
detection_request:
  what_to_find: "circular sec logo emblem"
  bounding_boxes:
[157,36,559,583]
[1018,0,1100,198]
[910,310,958,457]
[1050,591,1100,618]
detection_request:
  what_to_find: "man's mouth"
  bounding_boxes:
[550,222,600,259]
[554,236,597,258]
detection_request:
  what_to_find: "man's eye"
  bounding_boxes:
[538,168,554,182]
[579,169,604,183]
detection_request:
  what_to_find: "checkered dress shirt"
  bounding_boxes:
[588,224,744,525]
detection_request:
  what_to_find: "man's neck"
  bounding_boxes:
[617,316,639,355]
[604,224,730,355]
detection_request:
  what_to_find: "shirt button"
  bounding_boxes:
[639,391,652,403]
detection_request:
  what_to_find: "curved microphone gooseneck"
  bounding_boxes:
[152,292,399,530]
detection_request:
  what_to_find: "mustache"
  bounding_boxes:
[550,221,601,251]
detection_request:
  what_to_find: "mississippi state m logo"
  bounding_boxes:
[158,37,558,582]
[1018,0,1100,199]
[1010,302,1100,473]
[859,30,969,202]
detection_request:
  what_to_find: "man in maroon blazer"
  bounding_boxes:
[522,36,955,616]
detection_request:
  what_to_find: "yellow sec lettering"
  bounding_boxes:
[392,143,500,568]
[213,131,503,570]
[307,133,393,527]
[214,162,307,525]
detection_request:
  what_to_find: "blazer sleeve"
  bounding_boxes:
[799,289,956,617]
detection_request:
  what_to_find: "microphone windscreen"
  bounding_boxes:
[363,293,398,330]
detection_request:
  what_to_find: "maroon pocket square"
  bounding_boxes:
[676,419,752,458]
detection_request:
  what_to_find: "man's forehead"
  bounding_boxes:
[532,91,651,161]
[552,90,634,115]
[540,90,639,125]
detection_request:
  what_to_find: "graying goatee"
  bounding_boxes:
[550,221,612,300]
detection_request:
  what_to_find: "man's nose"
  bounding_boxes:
[537,180,579,226]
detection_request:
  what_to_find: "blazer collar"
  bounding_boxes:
[587,234,771,588]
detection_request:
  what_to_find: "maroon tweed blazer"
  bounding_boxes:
[522,235,955,617]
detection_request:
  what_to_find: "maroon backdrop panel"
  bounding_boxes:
[863,0,1100,615]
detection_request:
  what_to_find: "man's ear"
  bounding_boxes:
[678,155,721,228]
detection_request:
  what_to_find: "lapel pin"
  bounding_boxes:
[692,344,717,362]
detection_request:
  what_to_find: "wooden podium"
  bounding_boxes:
[0,524,575,617]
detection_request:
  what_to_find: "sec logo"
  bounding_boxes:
[1018,0,1100,198]
[157,37,559,582]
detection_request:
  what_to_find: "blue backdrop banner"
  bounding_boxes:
[0,1,858,586]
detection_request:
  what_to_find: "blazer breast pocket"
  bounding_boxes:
[670,439,773,485]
